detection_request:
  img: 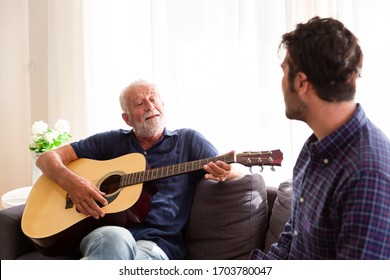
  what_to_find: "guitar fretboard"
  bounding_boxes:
[119,153,236,187]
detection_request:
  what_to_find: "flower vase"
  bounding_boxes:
[32,153,43,185]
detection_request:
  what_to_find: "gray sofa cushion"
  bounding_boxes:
[0,204,81,260]
[186,173,268,259]
[264,180,292,253]
[0,204,35,259]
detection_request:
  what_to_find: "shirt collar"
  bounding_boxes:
[122,127,177,137]
[126,127,178,150]
[163,128,178,137]
[306,103,367,157]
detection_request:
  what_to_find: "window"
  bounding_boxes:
[80,0,390,185]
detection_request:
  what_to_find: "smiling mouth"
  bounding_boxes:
[144,114,160,121]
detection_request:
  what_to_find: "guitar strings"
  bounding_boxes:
[72,152,281,193]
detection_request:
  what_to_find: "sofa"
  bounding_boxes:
[0,173,292,260]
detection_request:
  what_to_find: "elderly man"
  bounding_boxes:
[37,79,242,260]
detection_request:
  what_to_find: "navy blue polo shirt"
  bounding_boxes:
[71,128,218,259]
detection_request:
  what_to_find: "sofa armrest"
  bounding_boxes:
[0,204,36,259]
[264,180,292,253]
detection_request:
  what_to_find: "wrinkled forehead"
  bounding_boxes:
[128,85,159,99]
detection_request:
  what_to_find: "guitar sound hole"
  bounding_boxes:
[94,174,122,207]
[100,174,121,194]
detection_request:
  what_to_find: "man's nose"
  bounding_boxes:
[144,100,154,111]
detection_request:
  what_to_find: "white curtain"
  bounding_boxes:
[78,0,390,186]
[46,0,87,140]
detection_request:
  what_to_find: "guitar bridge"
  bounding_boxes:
[65,193,73,209]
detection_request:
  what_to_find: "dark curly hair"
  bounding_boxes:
[280,16,363,102]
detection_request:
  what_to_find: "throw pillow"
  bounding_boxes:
[264,180,292,253]
[185,173,268,260]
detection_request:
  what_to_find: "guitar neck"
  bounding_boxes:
[120,153,236,187]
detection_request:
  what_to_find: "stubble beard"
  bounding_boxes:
[285,85,307,122]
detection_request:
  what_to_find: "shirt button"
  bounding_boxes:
[143,151,147,155]
[323,158,329,164]
[294,230,298,236]
[299,197,304,203]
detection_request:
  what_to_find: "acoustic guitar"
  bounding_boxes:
[22,150,283,256]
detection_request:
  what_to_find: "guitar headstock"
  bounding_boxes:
[236,149,283,169]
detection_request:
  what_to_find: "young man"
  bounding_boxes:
[251,17,390,259]
[37,79,242,260]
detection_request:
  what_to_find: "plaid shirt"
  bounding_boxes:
[251,104,390,259]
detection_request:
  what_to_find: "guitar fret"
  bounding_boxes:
[131,172,136,184]
[128,173,134,185]
[121,173,128,187]
[123,174,128,186]
[160,167,164,178]
[145,170,150,182]
[156,168,160,179]
[129,173,133,184]
[136,171,141,184]
[152,169,157,180]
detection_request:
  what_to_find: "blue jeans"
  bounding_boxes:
[80,226,169,260]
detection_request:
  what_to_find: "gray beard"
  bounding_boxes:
[133,116,165,138]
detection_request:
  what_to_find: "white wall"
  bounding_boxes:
[0,0,34,208]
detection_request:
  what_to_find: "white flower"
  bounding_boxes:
[31,121,48,136]
[43,130,59,144]
[29,119,72,153]
[54,119,71,134]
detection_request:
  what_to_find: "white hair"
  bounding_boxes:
[119,79,159,113]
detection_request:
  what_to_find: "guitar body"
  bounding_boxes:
[21,153,156,256]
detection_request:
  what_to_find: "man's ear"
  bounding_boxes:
[294,72,309,94]
[122,113,133,127]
